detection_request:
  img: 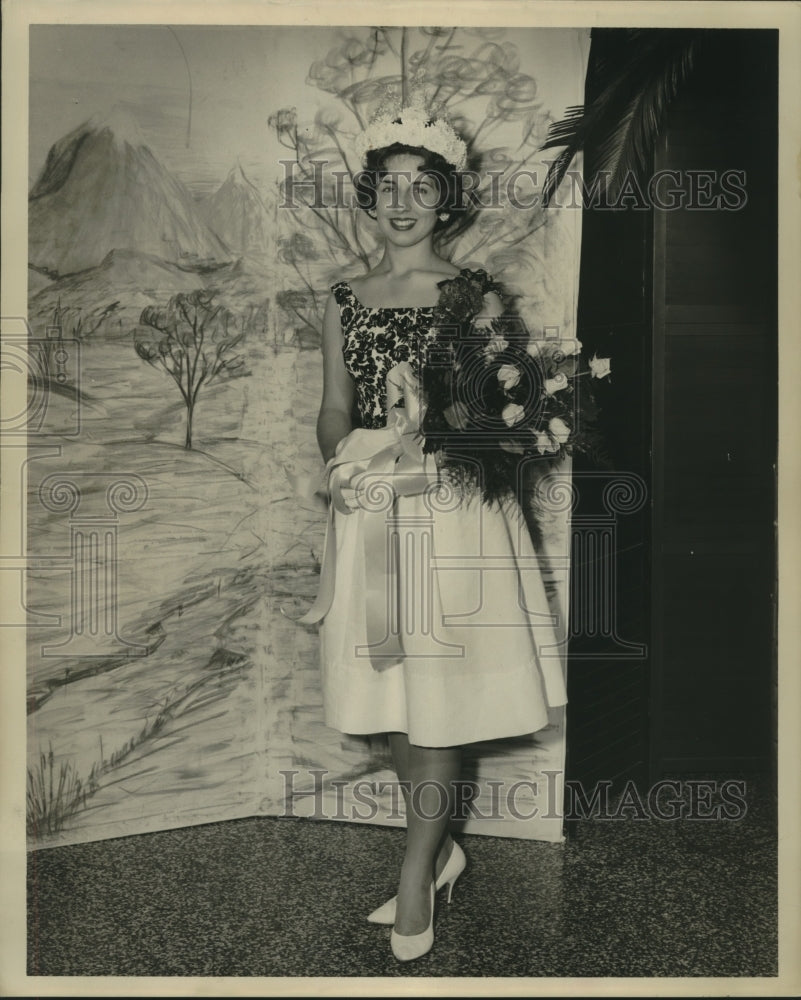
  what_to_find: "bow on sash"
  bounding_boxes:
[288,363,440,669]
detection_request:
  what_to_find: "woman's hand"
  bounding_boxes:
[327,459,367,512]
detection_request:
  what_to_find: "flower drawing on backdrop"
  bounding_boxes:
[269,26,568,330]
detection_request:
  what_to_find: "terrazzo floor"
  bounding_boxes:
[27,776,777,980]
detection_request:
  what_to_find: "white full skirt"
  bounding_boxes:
[319,485,568,748]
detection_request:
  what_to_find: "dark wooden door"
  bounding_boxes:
[649,30,777,775]
[565,30,778,825]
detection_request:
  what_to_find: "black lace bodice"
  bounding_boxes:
[331,280,437,429]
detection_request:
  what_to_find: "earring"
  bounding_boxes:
[438,212,450,222]
[367,208,377,219]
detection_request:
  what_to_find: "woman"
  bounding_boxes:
[314,106,567,962]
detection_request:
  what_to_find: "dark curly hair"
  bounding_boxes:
[353,143,468,238]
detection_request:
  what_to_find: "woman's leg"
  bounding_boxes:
[390,737,462,936]
[388,732,456,879]
[388,731,412,810]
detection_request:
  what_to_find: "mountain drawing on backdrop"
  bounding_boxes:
[199,162,272,256]
[27,248,210,335]
[28,108,231,276]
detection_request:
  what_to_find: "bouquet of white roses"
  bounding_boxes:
[419,269,611,505]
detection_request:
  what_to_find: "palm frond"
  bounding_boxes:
[541,105,586,151]
[592,34,701,198]
[540,106,585,207]
[540,29,704,207]
[541,146,577,207]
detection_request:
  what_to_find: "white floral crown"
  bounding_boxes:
[354,91,468,171]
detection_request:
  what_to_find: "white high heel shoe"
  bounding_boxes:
[367,842,466,925]
[390,882,435,962]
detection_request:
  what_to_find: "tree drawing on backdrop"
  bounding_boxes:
[135,289,245,448]
[274,233,324,349]
[268,26,559,334]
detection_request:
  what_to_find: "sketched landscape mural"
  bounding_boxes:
[26,107,283,842]
[26,25,588,847]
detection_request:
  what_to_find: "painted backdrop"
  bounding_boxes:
[25,24,589,848]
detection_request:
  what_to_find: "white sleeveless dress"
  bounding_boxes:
[318,279,568,748]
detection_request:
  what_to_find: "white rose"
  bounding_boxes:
[544,373,569,395]
[502,403,525,427]
[547,337,581,358]
[533,430,559,454]
[549,416,571,444]
[497,364,521,390]
[589,353,612,380]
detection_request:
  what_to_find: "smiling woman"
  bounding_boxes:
[355,144,469,251]
[311,103,570,963]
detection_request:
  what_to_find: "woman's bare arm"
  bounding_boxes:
[316,293,356,463]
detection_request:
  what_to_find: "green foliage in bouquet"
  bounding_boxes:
[419,269,610,506]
